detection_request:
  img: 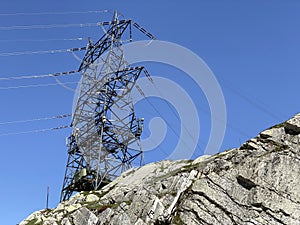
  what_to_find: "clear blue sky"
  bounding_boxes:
[0,1,299,224]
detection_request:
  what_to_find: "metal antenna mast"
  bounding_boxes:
[60,11,154,201]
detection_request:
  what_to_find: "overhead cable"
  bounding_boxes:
[0,125,70,137]
[0,22,102,31]
[0,114,71,125]
[0,81,78,90]
[0,70,79,81]
[219,77,287,120]
[135,84,198,152]
[0,10,109,16]
[0,37,85,42]
[0,46,86,57]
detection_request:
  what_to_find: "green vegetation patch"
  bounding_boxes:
[25,218,42,225]
[172,214,184,225]
[87,202,119,211]
[271,121,287,129]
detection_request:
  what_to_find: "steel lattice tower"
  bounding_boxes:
[60,12,154,201]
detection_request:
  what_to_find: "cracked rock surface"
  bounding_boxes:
[20,113,300,225]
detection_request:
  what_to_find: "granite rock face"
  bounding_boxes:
[20,113,300,225]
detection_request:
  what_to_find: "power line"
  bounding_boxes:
[149,81,205,150]
[0,114,71,125]
[0,70,79,81]
[0,81,78,90]
[0,46,86,57]
[137,89,197,153]
[141,127,169,158]
[0,10,109,16]
[155,81,251,139]
[139,70,205,151]
[0,22,102,31]
[219,77,287,120]
[0,125,70,137]
[0,49,68,57]
[140,69,253,139]
[0,37,86,43]
[133,107,173,158]
[137,74,251,140]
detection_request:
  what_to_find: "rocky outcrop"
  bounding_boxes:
[20,113,300,225]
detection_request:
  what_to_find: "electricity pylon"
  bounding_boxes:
[60,11,154,202]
